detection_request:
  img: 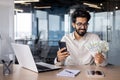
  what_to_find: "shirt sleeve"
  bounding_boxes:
[98,52,108,66]
[54,57,64,66]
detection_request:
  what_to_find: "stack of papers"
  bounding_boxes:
[57,69,80,77]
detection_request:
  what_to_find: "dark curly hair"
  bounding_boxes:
[71,9,91,23]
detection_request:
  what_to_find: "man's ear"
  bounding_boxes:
[72,23,75,28]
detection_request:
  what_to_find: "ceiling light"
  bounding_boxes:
[115,6,118,9]
[21,2,31,5]
[34,6,51,9]
[83,2,101,9]
[14,9,24,12]
[100,3,103,6]
[14,1,26,3]
[14,0,39,3]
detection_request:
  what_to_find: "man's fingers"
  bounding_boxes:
[95,53,104,58]
[59,47,67,52]
[95,53,105,64]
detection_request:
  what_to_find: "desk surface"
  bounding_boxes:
[0,65,120,80]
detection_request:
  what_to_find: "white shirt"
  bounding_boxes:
[54,32,107,66]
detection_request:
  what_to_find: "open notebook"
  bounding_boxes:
[11,43,61,73]
[57,69,80,77]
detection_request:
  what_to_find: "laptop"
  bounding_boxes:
[11,43,61,73]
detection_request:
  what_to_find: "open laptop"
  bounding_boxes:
[11,43,61,73]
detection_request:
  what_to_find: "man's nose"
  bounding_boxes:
[80,25,86,29]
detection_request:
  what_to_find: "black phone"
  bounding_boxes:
[58,41,67,52]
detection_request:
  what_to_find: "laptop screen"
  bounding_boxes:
[11,43,61,73]
[11,43,38,72]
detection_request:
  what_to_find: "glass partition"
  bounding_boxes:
[14,1,120,65]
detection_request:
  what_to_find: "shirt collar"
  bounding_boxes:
[71,31,87,40]
[71,32,76,40]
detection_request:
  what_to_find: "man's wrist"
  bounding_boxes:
[57,57,60,62]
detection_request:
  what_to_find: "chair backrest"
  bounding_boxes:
[40,41,50,58]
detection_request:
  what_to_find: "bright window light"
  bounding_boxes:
[14,13,32,39]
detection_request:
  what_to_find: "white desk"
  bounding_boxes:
[0,65,120,80]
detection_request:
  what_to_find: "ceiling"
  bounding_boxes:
[14,0,120,12]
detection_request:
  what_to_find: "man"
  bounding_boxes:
[54,9,107,66]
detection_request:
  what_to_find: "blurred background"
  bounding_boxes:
[0,0,120,65]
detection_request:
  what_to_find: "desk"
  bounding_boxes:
[0,65,120,80]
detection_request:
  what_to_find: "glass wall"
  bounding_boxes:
[14,13,32,40]
[14,1,120,65]
[35,10,66,46]
[108,10,120,65]
[36,10,48,41]
[88,10,120,65]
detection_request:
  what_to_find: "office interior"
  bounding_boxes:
[0,0,120,65]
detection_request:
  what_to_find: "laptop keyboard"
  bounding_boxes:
[36,64,51,70]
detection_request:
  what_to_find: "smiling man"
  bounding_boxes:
[54,9,107,66]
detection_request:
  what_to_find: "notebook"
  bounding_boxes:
[11,43,61,73]
[57,69,80,77]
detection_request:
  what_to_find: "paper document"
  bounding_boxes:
[57,69,80,77]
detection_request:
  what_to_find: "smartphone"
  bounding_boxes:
[58,41,67,52]
[95,71,102,75]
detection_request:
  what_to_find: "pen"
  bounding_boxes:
[65,70,74,74]
[1,60,13,74]
[8,60,13,67]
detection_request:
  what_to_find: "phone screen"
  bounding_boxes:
[58,41,67,52]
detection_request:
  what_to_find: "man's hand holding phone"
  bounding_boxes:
[57,42,70,62]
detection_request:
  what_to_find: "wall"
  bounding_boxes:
[0,0,14,61]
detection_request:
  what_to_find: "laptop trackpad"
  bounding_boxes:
[36,62,61,72]
[36,64,51,71]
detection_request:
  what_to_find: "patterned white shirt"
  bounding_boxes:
[54,32,107,66]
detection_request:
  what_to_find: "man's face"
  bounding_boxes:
[72,17,88,36]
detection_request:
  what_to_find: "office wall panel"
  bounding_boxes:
[0,0,14,62]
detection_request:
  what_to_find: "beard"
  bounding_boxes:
[75,28,87,36]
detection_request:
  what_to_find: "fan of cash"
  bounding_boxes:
[85,40,109,53]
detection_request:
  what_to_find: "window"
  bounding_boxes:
[14,13,32,39]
